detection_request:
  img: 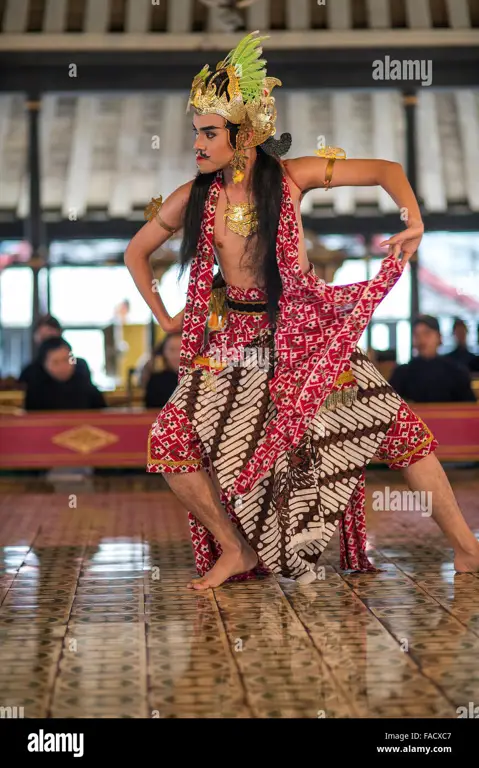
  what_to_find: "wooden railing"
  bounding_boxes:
[0,399,477,469]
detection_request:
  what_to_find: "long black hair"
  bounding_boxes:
[178,72,291,325]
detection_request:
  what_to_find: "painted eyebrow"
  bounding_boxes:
[192,124,223,132]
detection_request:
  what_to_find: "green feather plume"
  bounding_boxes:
[222,31,270,103]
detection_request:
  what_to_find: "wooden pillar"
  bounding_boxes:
[403,91,421,352]
[25,95,47,354]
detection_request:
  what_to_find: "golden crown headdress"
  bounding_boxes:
[187,31,281,148]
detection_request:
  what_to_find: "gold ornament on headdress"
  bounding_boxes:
[187,31,282,152]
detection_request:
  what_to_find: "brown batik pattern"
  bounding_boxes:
[150,340,406,582]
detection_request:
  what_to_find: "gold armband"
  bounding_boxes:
[144,196,178,234]
[314,146,346,191]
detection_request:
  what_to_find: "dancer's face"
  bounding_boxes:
[192,113,234,174]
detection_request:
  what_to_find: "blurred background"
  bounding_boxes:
[0,0,478,463]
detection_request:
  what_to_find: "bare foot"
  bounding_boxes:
[454,542,479,573]
[187,543,258,590]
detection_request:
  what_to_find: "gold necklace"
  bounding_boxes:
[223,187,258,238]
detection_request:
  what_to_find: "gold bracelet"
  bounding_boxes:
[156,212,178,234]
[144,195,178,234]
[324,158,335,190]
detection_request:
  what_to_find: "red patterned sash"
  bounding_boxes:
[178,171,404,503]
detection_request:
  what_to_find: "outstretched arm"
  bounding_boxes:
[124,181,193,332]
[284,156,424,264]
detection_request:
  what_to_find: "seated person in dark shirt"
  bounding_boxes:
[25,337,106,411]
[389,315,477,403]
[19,314,91,386]
[144,333,181,409]
[445,318,479,373]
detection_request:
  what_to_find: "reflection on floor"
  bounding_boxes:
[0,468,478,718]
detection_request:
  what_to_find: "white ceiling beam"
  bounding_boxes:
[246,0,270,31]
[445,0,471,28]
[286,0,310,30]
[327,0,353,30]
[156,95,186,199]
[44,0,68,32]
[372,92,403,213]
[39,96,58,210]
[126,0,151,33]
[416,92,447,211]
[109,97,142,217]
[366,0,391,29]
[455,90,479,211]
[435,94,463,206]
[63,97,97,219]
[1,30,478,51]
[3,0,29,32]
[207,7,225,33]
[286,92,313,213]
[167,0,193,34]
[405,0,432,28]
[85,0,110,33]
[331,94,355,215]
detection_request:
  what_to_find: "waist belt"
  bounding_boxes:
[226,297,268,314]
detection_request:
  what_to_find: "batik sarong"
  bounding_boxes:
[147,172,438,583]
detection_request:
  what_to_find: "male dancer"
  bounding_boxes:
[125,32,479,590]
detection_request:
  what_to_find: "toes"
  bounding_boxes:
[192,580,212,590]
[187,577,211,590]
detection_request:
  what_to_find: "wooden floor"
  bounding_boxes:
[1,468,479,719]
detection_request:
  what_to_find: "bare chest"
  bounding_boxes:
[212,193,259,282]
[211,184,309,284]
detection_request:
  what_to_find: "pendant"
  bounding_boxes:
[223,202,258,238]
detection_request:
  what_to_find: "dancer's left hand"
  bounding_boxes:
[380,221,424,265]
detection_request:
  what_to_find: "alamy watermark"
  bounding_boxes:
[372,487,433,517]
[208,343,270,373]
[27,730,84,757]
[0,705,24,718]
[372,57,432,87]
[457,702,479,718]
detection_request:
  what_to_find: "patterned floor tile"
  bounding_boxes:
[0,468,478,718]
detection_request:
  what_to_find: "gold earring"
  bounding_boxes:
[231,126,248,184]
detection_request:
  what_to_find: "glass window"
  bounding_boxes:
[370,259,411,320]
[49,266,153,326]
[396,320,412,364]
[49,239,130,266]
[156,262,191,317]
[331,258,367,285]
[371,323,390,351]
[418,232,479,353]
[0,267,33,327]
[62,329,110,389]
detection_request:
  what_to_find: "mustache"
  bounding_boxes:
[196,151,209,159]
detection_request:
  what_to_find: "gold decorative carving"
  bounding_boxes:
[51,425,119,454]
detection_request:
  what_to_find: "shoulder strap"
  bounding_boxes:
[178,174,222,380]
